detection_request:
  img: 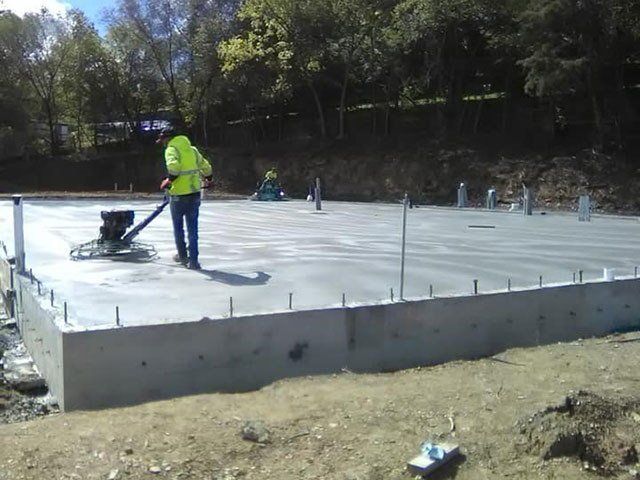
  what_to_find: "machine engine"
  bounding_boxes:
[98,210,135,242]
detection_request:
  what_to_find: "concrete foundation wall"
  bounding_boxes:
[0,258,12,316]
[60,279,640,411]
[12,274,65,405]
[62,308,350,410]
[2,252,639,411]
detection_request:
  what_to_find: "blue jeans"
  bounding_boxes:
[170,193,200,263]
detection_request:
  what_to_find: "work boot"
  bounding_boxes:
[173,254,188,265]
[187,261,201,271]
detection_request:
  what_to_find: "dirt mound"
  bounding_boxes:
[518,391,640,475]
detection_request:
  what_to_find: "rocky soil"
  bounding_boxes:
[220,138,640,213]
[3,137,640,214]
[0,303,57,425]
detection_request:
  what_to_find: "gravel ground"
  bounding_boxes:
[0,300,57,425]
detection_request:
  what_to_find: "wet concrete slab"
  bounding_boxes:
[0,199,638,329]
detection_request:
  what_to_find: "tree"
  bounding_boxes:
[518,0,640,149]
[391,0,496,133]
[220,0,334,138]
[325,0,388,139]
[107,0,239,129]
[0,11,31,157]
[103,21,167,137]
[0,10,71,154]
[59,10,111,150]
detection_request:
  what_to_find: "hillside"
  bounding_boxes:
[3,135,638,214]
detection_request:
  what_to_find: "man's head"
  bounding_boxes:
[156,126,177,146]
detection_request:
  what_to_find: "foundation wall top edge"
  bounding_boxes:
[60,276,640,336]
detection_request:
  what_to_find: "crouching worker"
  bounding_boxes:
[157,127,212,270]
[260,166,278,190]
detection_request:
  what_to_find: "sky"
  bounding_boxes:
[2,0,111,34]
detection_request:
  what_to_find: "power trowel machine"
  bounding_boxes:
[70,197,169,260]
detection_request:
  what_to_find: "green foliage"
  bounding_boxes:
[1,0,639,154]
[518,0,637,97]
[0,9,70,154]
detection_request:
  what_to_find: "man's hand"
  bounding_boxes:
[203,176,213,189]
[160,178,172,190]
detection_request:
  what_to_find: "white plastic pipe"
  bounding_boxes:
[12,195,25,274]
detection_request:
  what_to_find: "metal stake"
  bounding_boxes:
[539,275,543,288]
[473,279,478,295]
[116,306,121,326]
[288,292,293,310]
[507,278,511,292]
[429,284,433,298]
[63,302,68,324]
[229,297,233,317]
[342,293,346,307]
[573,272,576,283]
[37,281,41,295]
[635,266,638,278]
[29,268,33,284]
[50,289,54,307]
[390,288,394,302]
[579,270,583,283]
[400,192,409,300]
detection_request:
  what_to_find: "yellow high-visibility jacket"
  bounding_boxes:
[265,169,278,181]
[165,135,212,196]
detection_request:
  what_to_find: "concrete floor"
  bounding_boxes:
[0,199,638,329]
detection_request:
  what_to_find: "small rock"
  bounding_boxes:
[107,469,119,480]
[149,466,162,474]
[241,420,270,443]
[124,448,133,455]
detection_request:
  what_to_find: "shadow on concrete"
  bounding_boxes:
[198,269,272,286]
[98,250,158,264]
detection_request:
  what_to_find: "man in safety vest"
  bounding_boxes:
[157,127,212,270]
[258,166,278,193]
[265,167,278,182]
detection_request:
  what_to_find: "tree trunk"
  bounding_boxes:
[587,66,603,151]
[92,124,99,151]
[473,95,484,134]
[613,64,625,148]
[383,81,392,137]
[371,82,377,136]
[338,68,350,139]
[308,81,326,138]
[169,85,184,125]
[203,104,208,147]
[277,104,284,142]
[45,101,56,156]
[501,68,512,134]
[257,114,267,143]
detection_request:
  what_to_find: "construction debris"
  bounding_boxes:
[407,442,461,477]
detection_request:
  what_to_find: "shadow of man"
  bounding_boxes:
[198,270,271,286]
